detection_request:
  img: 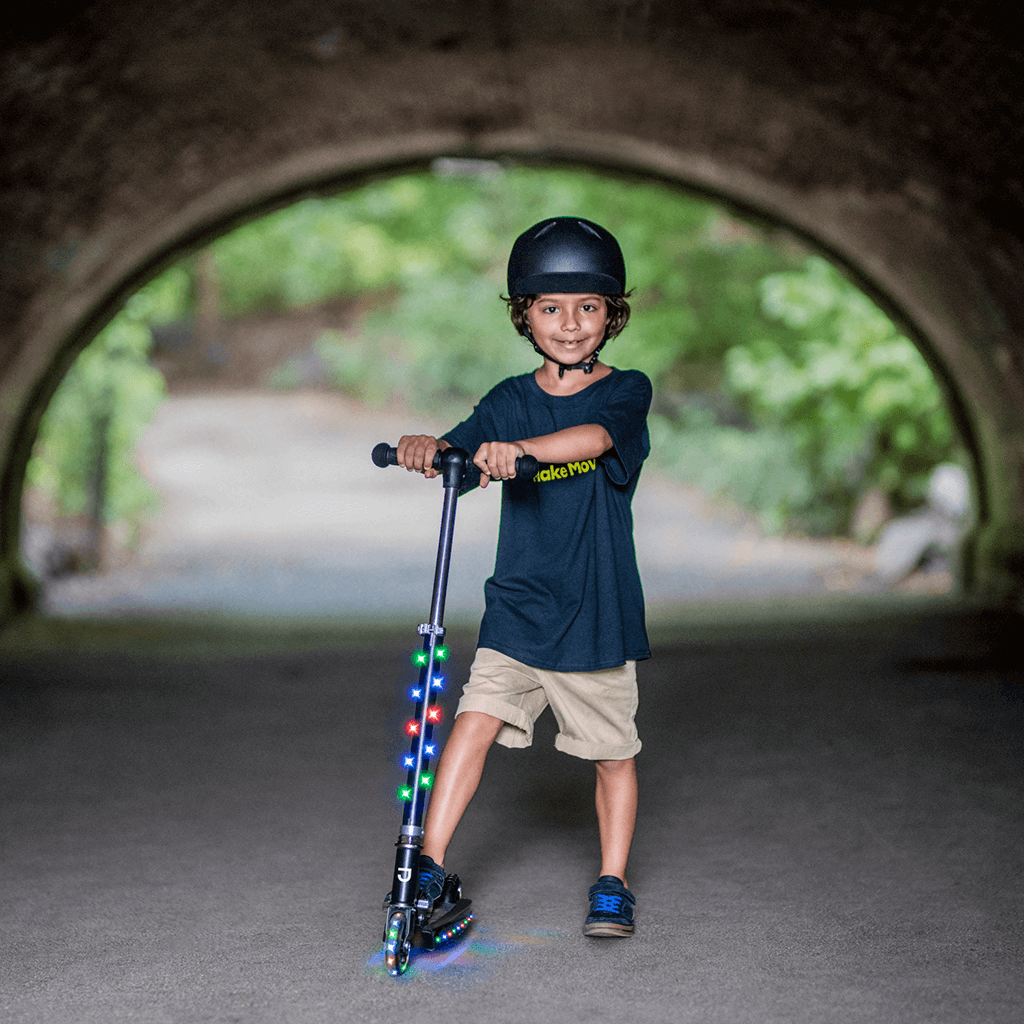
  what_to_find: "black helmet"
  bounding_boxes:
[506,217,626,297]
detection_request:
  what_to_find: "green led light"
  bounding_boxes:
[420,773,434,788]
[435,646,449,662]
[397,785,413,802]
[411,650,429,666]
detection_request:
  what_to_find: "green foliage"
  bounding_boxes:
[182,166,957,538]
[650,415,814,535]
[719,257,956,533]
[210,167,762,343]
[126,261,193,324]
[240,167,803,413]
[317,268,535,415]
[27,277,171,539]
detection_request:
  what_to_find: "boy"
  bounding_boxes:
[396,216,651,937]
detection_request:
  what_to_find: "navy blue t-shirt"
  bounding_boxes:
[443,368,652,672]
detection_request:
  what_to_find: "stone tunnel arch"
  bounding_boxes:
[3,2,1022,617]
[0,142,991,604]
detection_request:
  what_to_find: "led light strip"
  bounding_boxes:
[434,913,474,947]
[396,646,449,807]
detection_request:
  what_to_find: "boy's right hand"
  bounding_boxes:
[396,435,449,479]
[472,441,527,488]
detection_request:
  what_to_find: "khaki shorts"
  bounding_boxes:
[456,647,641,761]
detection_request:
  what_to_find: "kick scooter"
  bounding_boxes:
[372,441,537,977]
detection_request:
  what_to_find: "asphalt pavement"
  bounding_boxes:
[2,600,1021,1023]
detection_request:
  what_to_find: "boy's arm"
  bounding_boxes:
[398,421,614,488]
[517,424,612,464]
[472,424,612,488]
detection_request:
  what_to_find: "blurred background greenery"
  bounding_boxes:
[27,163,960,558]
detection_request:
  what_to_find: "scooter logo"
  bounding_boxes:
[397,868,413,883]
[534,458,597,484]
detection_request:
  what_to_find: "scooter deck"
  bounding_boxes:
[411,898,474,949]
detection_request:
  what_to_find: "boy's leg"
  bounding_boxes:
[594,756,638,886]
[421,711,504,867]
[585,756,638,937]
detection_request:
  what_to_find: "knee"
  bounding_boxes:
[453,710,504,745]
[595,756,636,778]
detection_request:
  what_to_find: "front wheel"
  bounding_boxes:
[384,908,413,976]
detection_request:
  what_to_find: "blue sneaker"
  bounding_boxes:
[583,876,635,937]
[383,854,446,909]
[415,855,446,907]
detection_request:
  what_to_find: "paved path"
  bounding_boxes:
[1,603,1021,1022]
[40,392,881,619]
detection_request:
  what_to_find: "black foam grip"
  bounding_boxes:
[515,454,540,480]
[372,443,443,470]
[371,442,396,468]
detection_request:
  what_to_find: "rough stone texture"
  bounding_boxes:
[2,0,1023,615]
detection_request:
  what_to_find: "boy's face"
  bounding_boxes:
[526,294,609,366]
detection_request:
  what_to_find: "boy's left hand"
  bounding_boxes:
[473,441,527,488]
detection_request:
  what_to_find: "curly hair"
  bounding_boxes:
[503,292,632,342]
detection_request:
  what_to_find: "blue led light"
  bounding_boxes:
[431,675,445,690]
[410,687,423,700]
[424,744,436,757]
[402,754,416,769]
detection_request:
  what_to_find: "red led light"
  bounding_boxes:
[405,720,420,736]
[426,707,442,723]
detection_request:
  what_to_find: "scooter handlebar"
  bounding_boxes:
[372,442,539,481]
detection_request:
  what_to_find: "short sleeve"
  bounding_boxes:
[593,371,652,485]
[441,379,516,494]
